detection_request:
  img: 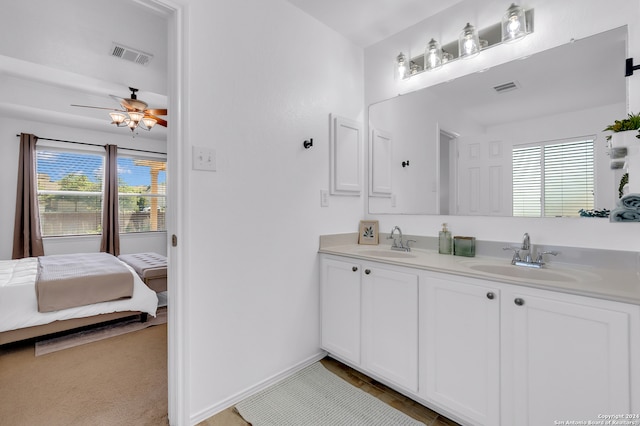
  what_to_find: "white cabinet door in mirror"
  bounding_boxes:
[330,114,362,195]
[370,128,393,197]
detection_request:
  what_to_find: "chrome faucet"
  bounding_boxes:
[504,232,558,268]
[387,226,415,252]
[521,233,532,262]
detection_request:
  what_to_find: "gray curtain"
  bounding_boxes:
[100,144,120,256]
[12,133,44,259]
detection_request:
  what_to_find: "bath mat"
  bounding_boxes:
[236,362,425,426]
[35,307,166,356]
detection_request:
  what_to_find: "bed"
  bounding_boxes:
[0,253,158,345]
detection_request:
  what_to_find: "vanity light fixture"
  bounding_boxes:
[395,4,533,81]
[459,23,480,58]
[425,38,443,70]
[501,3,527,42]
[396,52,408,80]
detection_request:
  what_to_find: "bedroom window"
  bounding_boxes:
[36,148,105,236]
[512,137,594,217]
[117,155,167,233]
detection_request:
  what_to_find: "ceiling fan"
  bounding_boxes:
[71,87,167,132]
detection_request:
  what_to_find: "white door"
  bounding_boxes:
[503,288,632,425]
[420,274,500,425]
[320,257,362,365]
[362,265,418,392]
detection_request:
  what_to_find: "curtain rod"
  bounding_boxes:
[16,134,166,156]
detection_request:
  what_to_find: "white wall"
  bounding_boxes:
[364,0,640,250]
[177,0,365,421]
[0,116,167,259]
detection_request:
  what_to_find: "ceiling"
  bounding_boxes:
[0,0,459,141]
[285,0,462,47]
[0,0,169,140]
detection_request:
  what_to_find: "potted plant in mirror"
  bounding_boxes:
[603,112,640,148]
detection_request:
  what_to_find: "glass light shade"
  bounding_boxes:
[425,38,443,71]
[501,3,527,42]
[442,50,454,64]
[142,116,157,129]
[396,52,408,80]
[109,111,126,125]
[127,119,137,130]
[459,23,480,58]
[128,111,145,123]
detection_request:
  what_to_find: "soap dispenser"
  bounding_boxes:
[439,223,452,254]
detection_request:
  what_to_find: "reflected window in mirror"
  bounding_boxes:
[512,137,594,217]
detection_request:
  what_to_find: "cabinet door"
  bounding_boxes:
[330,114,362,195]
[362,265,418,392]
[320,257,361,365]
[420,275,500,426]
[503,289,633,425]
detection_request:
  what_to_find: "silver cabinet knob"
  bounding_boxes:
[514,298,525,306]
[365,269,371,275]
[352,266,358,272]
[486,292,495,300]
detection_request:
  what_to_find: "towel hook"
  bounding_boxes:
[402,160,410,167]
[303,138,313,149]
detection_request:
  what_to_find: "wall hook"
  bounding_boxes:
[402,160,410,167]
[303,138,313,149]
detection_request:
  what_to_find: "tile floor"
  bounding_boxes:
[198,356,461,426]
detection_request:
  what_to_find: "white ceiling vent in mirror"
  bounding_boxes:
[110,43,153,66]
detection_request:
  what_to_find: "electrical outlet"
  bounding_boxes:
[193,146,216,171]
[320,190,329,207]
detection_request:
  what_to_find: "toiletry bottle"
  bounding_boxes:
[439,223,452,254]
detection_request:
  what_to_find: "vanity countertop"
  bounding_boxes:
[319,235,640,306]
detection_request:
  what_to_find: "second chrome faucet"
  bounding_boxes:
[504,232,558,268]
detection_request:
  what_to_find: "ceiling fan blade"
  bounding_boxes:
[154,117,168,127]
[71,104,123,112]
[145,108,167,116]
[109,94,136,111]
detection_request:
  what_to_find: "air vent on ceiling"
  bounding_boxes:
[493,81,520,94]
[110,43,153,66]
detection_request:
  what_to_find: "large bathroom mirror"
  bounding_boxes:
[369,26,627,216]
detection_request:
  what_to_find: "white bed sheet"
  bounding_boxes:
[0,257,158,333]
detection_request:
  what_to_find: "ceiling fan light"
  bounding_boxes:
[128,111,145,123]
[127,119,137,130]
[109,111,127,125]
[142,116,157,130]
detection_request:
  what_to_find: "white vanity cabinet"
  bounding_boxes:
[320,251,640,426]
[500,285,640,426]
[419,272,501,426]
[361,264,419,393]
[320,255,419,392]
[320,257,362,365]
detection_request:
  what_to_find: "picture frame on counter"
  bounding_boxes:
[358,220,379,245]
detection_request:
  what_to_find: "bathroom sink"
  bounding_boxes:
[356,249,417,259]
[464,263,576,282]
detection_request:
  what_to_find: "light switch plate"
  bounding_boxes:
[320,190,329,207]
[193,146,216,171]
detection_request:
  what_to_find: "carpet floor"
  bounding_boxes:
[0,322,168,426]
[36,308,167,356]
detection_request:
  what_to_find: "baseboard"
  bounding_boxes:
[189,350,328,425]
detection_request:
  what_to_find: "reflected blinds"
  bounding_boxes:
[513,137,594,217]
